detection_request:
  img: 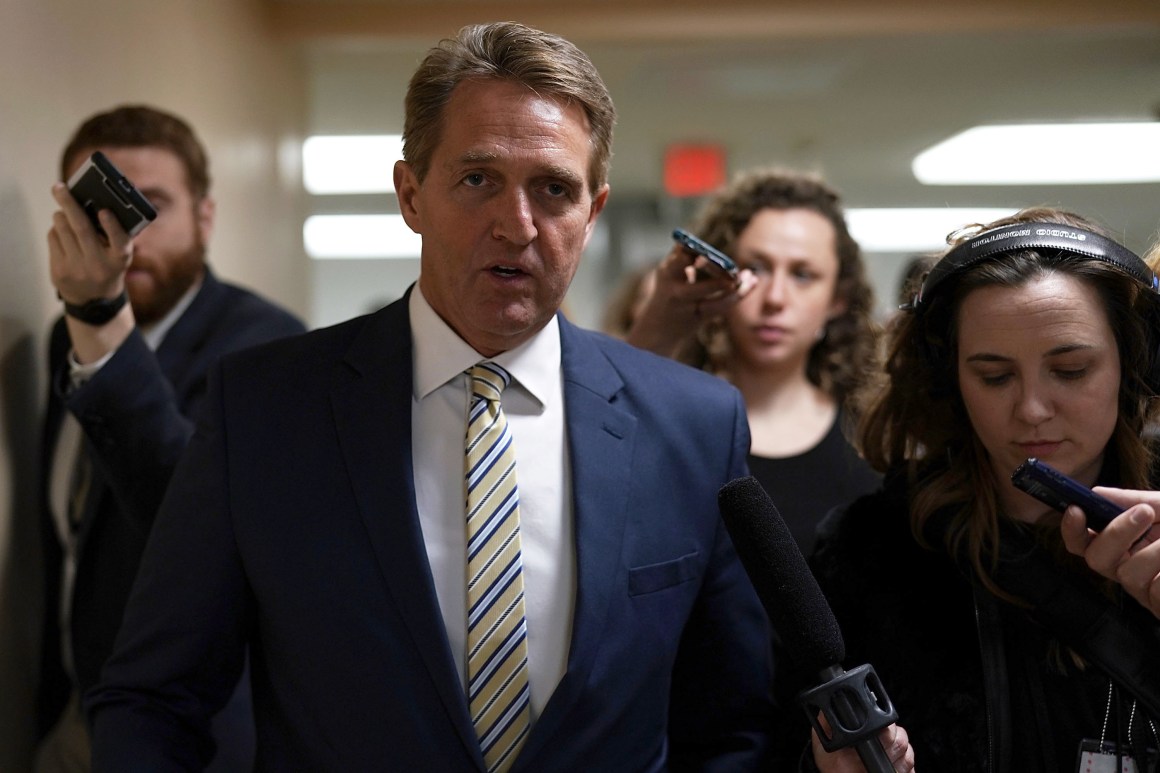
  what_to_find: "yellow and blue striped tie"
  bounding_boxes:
[465,363,530,773]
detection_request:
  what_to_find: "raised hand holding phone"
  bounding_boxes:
[1017,458,1160,618]
[1055,484,1160,620]
[48,152,147,358]
[621,230,754,358]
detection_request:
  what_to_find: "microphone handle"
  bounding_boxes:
[853,735,894,773]
[802,664,897,772]
[833,678,893,773]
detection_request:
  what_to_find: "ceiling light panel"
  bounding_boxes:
[303,134,403,194]
[304,214,420,259]
[845,208,1016,252]
[913,123,1160,185]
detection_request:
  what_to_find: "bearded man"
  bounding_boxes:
[36,105,305,773]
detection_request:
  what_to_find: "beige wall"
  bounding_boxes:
[0,0,307,765]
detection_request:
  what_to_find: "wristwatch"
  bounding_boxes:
[61,290,129,326]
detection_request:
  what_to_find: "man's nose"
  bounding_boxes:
[491,188,537,245]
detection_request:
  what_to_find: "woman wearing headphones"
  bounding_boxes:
[808,207,1160,772]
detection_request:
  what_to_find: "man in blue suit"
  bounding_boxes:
[88,23,775,771]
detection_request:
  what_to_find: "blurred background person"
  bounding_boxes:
[811,207,1160,771]
[37,105,305,772]
[894,253,936,310]
[600,263,657,340]
[625,168,882,558]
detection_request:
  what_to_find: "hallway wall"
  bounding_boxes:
[0,0,307,765]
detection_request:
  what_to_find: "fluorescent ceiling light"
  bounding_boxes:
[913,122,1160,185]
[304,215,421,259]
[846,208,1016,253]
[302,135,403,194]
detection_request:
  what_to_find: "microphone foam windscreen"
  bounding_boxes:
[718,476,845,673]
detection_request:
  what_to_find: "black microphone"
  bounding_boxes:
[718,476,897,772]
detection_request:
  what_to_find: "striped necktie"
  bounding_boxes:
[464,362,531,772]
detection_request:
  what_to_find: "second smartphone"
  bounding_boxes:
[672,228,738,278]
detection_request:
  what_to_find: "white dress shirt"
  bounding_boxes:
[410,286,575,723]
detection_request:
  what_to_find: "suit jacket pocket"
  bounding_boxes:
[627,550,700,596]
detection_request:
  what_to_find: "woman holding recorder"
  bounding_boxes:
[808,207,1160,772]
[625,169,882,558]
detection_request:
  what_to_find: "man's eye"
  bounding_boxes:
[464,173,486,187]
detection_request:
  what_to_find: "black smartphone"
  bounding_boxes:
[1011,457,1124,531]
[672,228,738,278]
[67,151,157,238]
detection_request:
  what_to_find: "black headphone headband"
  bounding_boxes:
[911,222,1157,311]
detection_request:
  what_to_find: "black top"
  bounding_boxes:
[808,471,1160,772]
[750,410,882,771]
[746,409,880,558]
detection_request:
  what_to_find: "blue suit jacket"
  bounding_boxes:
[89,294,774,771]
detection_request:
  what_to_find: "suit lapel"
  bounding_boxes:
[516,319,638,765]
[152,269,223,383]
[328,295,484,767]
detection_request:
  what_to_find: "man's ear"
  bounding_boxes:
[394,160,423,233]
[196,195,216,243]
[580,183,610,248]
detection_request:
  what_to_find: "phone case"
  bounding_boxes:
[672,228,738,277]
[67,151,157,237]
[1010,458,1123,530]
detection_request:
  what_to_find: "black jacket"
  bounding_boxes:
[38,270,304,752]
[809,473,990,771]
[812,468,1160,770]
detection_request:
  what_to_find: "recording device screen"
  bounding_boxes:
[67,151,157,238]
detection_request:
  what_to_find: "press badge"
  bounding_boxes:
[1077,738,1158,773]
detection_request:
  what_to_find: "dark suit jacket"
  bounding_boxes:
[39,270,304,763]
[88,294,775,772]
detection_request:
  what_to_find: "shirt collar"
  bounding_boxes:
[409,283,560,409]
